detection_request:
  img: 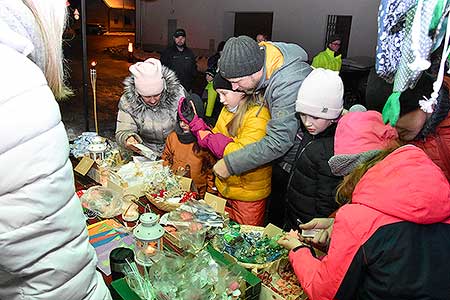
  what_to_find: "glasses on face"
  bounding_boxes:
[331,41,341,46]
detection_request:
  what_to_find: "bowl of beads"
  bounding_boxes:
[212,223,288,270]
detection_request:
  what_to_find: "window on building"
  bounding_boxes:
[124,15,131,25]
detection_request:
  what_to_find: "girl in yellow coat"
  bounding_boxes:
[178,74,271,225]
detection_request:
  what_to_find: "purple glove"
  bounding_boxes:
[200,133,233,159]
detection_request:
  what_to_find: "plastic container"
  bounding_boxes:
[110,247,134,281]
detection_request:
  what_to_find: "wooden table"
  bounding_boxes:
[72,164,264,300]
[73,166,182,299]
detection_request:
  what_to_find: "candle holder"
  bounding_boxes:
[128,40,134,63]
[90,61,98,134]
[87,142,106,161]
[133,212,164,267]
[87,135,107,161]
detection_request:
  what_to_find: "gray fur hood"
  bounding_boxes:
[119,65,185,115]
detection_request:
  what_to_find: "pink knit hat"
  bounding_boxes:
[328,111,398,176]
[129,58,164,96]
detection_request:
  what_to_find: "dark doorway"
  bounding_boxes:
[234,12,273,41]
[167,19,177,47]
[325,15,352,58]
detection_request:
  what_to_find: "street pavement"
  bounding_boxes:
[61,34,132,140]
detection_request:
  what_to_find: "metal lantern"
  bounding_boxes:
[87,142,106,161]
[133,212,164,267]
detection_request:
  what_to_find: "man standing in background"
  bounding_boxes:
[161,28,197,92]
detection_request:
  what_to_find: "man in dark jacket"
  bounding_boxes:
[160,28,197,92]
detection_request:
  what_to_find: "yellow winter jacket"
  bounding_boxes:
[213,105,272,201]
[312,48,342,71]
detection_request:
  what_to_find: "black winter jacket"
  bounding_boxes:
[284,124,342,229]
[161,44,197,91]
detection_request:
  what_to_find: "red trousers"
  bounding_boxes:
[224,198,267,226]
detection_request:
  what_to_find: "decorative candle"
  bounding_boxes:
[90,61,98,134]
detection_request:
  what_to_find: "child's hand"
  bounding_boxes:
[278,234,303,251]
[299,218,334,248]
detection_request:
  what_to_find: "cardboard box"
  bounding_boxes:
[260,284,285,300]
[87,163,109,186]
[259,284,308,300]
[74,157,110,187]
[257,258,307,300]
[106,177,146,198]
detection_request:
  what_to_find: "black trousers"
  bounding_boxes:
[265,163,290,227]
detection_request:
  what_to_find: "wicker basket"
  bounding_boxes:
[214,225,285,271]
[145,193,182,212]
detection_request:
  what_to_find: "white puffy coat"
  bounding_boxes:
[0,25,111,300]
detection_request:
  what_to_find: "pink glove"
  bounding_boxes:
[200,133,233,158]
[178,97,210,131]
[190,115,210,133]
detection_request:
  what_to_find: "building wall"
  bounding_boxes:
[87,0,109,26]
[87,0,136,32]
[109,9,136,32]
[136,0,379,58]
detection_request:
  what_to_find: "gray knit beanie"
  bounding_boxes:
[328,150,381,176]
[218,35,264,79]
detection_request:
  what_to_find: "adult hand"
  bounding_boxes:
[125,136,139,151]
[213,159,231,179]
[299,218,334,248]
[278,234,303,251]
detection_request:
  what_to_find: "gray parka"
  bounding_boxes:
[116,66,185,157]
[224,42,312,175]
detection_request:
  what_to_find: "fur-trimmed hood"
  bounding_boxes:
[119,65,185,115]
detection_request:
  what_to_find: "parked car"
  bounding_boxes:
[86,23,107,35]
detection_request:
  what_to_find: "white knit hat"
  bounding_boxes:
[296,68,344,119]
[129,58,164,96]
